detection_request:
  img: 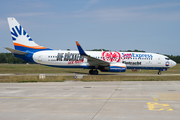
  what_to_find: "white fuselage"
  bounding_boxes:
[33,50,176,70]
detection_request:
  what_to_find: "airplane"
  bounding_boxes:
[5,17,177,75]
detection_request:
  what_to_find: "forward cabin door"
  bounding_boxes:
[158,57,161,64]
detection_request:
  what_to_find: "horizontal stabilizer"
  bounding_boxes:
[4,47,28,55]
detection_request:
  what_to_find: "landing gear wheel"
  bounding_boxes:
[89,70,99,75]
[94,70,98,75]
[89,70,94,74]
[158,71,161,75]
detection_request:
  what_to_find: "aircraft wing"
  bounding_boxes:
[76,41,109,66]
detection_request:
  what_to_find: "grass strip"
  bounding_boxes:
[0,75,180,83]
[0,64,179,74]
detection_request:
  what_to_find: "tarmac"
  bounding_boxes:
[0,81,180,120]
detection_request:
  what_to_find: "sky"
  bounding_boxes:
[0,0,180,55]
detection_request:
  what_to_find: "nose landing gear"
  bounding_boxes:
[158,68,167,75]
[158,70,161,75]
[89,69,99,75]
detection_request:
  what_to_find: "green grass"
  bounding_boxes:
[0,76,64,83]
[0,64,179,82]
[0,64,89,74]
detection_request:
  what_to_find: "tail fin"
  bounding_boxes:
[7,17,51,51]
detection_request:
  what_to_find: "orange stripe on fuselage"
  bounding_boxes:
[14,43,47,49]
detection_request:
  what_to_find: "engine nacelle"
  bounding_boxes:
[100,63,126,72]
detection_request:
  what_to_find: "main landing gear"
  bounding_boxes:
[89,69,99,75]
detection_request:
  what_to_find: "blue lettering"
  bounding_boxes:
[132,53,134,57]
[123,53,153,58]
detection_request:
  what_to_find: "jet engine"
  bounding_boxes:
[100,63,126,72]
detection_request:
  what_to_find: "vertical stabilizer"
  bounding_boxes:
[7,17,51,51]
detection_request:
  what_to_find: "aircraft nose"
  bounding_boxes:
[171,60,177,67]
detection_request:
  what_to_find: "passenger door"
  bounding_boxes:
[38,54,42,62]
[158,57,161,64]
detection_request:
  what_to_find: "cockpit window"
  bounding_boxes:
[165,58,170,60]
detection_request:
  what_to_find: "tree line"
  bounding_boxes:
[164,54,180,64]
[0,51,179,63]
[0,53,26,64]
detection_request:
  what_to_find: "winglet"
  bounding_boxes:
[75,41,87,56]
